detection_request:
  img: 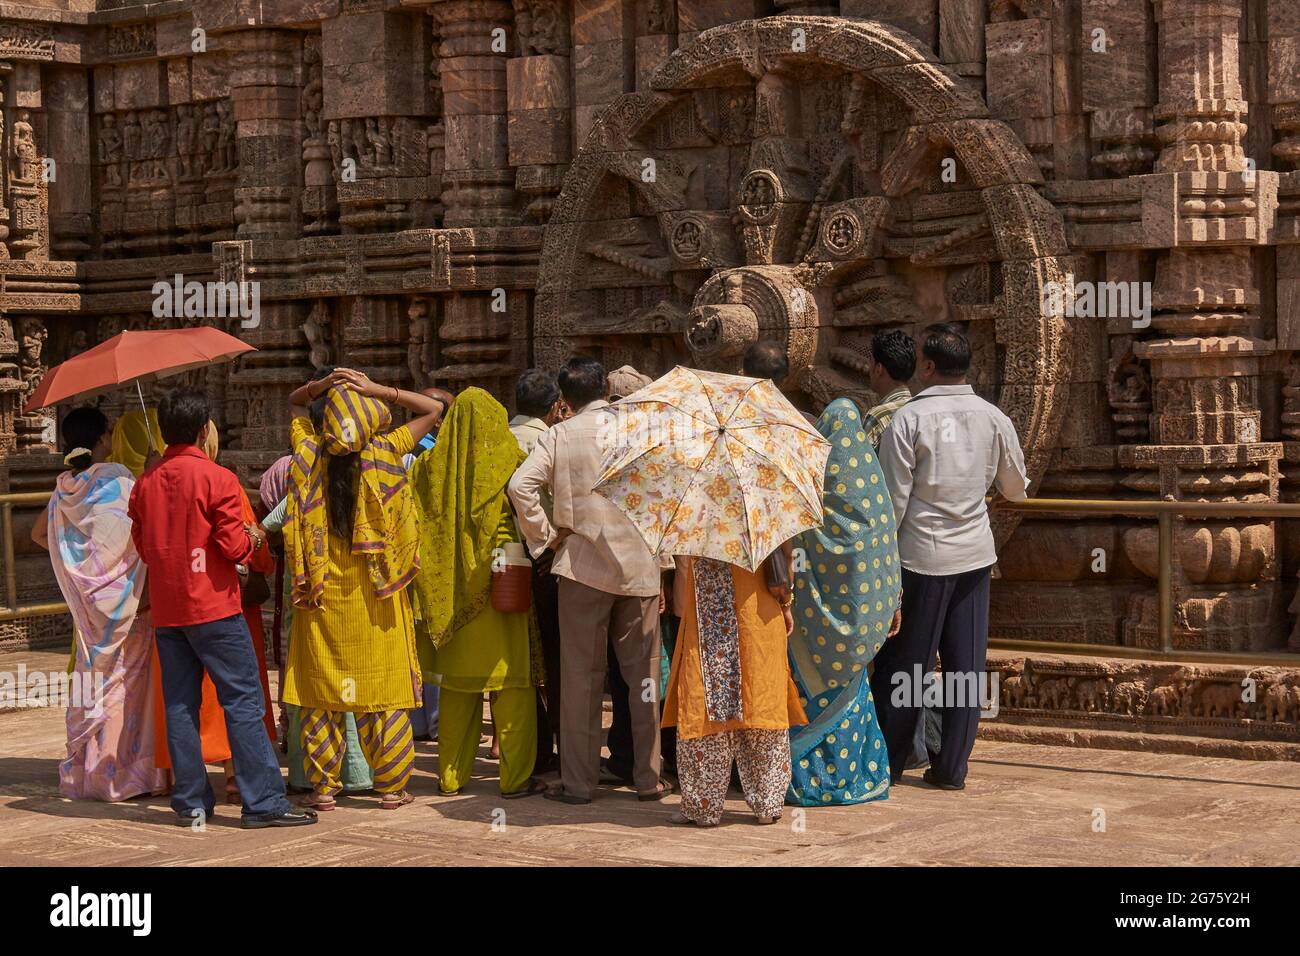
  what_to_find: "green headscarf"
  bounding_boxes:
[790,398,902,702]
[409,387,524,649]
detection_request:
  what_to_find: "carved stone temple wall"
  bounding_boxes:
[0,0,1297,753]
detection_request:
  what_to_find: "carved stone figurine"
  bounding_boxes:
[18,317,47,398]
[301,42,324,141]
[98,114,124,189]
[366,117,393,170]
[215,99,236,173]
[303,301,331,370]
[175,104,199,179]
[12,111,39,183]
[407,300,431,391]
[201,103,221,170]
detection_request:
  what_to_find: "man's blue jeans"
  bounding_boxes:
[409,682,440,739]
[155,613,291,821]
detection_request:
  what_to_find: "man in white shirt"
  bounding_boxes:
[508,356,672,805]
[874,323,1029,790]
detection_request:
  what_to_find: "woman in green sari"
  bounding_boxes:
[410,387,544,798]
[787,398,902,806]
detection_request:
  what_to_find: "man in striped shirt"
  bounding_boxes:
[862,328,939,772]
[863,328,915,449]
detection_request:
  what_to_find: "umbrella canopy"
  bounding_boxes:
[23,327,255,413]
[593,366,831,572]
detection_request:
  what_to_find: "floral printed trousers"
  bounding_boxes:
[676,728,791,825]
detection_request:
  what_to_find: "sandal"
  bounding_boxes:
[637,779,675,802]
[379,790,415,810]
[668,810,717,828]
[502,778,547,800]
[543,787,592,806]
[296,791,337,812]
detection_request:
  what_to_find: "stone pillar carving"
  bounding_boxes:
[321,8,433,233]
[228,30,302,240]
[434,290,518,395]
[426,46,447,226]
[0,318,21,451]
[1153,0,1248,174]
[0,63,11,260]
[6,60,46,261]
[14,317,51,451]
[938,0,985,80]
[1272,0,1300,170]
[1081,0,1157,177]
[45,68,91,259]
[986,8,1055,178]
[214,240,312,484]
[509,0,570,222]
[301,33,337,236]
[341,297,412,391]
[434,0,517,227]
[1122,0,1283,650]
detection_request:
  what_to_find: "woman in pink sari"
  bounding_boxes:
[33,407,165,801]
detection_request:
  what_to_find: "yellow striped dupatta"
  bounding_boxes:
[286,385,420,609]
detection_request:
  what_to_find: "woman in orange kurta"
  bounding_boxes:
[663,553,806,827]
[150,653,230,774]
[237,486,278,741]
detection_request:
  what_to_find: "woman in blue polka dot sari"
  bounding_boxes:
[787,398,903,806]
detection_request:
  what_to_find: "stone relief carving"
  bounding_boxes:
[0,5,1294,708]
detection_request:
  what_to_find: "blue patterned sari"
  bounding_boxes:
[787,399,902,806]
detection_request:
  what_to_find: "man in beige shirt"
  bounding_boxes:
[508,357,672,804]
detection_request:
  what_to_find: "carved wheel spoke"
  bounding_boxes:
[537,16,1071,550]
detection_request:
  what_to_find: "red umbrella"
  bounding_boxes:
[24,327,255,413]
[24,328,256,449]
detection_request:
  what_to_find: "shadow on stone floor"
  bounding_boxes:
[0,790,257,830]
[0,756,63,797]
[969,756,1300,791]
[420,785,784,830]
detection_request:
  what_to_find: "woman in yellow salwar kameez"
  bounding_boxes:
[410,388,544,798]
[664,548,807,827]
[282,367,445,811]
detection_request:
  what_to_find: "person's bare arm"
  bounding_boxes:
[288,369,348,410]
[332,369,446,443]
[30,502,50,551]
[767,538,795,604]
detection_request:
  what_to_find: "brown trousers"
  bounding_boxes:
[557,577,661,799]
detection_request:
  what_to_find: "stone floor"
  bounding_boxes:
[2,649,1299,866]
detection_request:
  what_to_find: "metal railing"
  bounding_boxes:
[4,488,1300,664]
[0,490,67,622]
[0,484,264,624]
[992,496,1300,665]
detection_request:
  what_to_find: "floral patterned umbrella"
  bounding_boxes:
[593,366,831,571]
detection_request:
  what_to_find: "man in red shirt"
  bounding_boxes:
[130,388,315,829]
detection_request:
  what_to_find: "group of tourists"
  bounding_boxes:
[37,320,1028,829]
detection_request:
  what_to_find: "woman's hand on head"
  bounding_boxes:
[333,368,384,398]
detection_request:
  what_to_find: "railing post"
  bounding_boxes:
[1157,510,1174,654]
[2,501,15,613]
